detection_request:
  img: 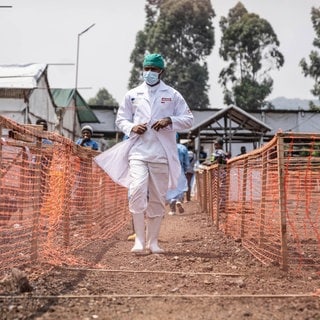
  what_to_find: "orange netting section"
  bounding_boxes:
[196,132,320,273]
[0,115,129,272]
[1,114,319,274]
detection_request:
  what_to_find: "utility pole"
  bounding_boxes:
[73,23,95,140]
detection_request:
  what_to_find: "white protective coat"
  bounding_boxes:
[95,81,193,190]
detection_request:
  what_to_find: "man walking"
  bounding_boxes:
[96,53,193,254]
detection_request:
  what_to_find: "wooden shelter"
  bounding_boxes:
[181,105,272,153]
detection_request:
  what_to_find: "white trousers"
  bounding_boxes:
[128,159,169,218]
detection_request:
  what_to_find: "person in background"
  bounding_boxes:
[166,135,190,215]
[76,125,99,150]
[34,119,53,206]
[101,53,193,254]
[185,145,196,202]
[199,145,207,164]
[36,118,48,129]
[210,138,227,164]
[73,125,99,208]
[237,146,246,156]
[36,119,53,145]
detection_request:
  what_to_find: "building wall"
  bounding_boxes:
[28,76,58,129]
[0,98,26,124]
[0,75,58,131]
[251,110,320,137]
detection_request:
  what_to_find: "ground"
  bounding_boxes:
[1,201,319,320]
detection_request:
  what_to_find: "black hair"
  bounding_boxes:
[36,119,48,130]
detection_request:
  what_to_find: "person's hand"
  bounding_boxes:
[151,117,172,131]
[131,123,148,135]
[80,137,89,146]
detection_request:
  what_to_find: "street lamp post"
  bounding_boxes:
[73,23,95,140]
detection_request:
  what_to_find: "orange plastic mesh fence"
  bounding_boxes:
[2,114,319,274]
[196,132,320,273]
[0,115,130,272]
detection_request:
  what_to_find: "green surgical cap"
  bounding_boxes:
[143,53,165,69]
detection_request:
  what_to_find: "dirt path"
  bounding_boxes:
[1,201,319,320]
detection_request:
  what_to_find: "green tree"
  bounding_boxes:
[219,2,284,111]
[129,0,215,109]
[300,6,320,111]
[88,88,118,106]
[128,31,148,90]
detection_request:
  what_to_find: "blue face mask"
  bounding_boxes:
[143,70,160,85]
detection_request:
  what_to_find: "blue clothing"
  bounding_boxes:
[177,143,190,173]
[76,138,99,150]
[166,143,190,202]
[42,138,53,145]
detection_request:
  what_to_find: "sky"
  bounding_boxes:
[1,0,319,107]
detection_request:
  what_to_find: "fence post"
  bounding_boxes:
[240,158,248,239]
[207,169,213,226]
[86,158,93,237]
[259,152,268,245]
[31,137,42,262]
[216,166,221,229]
[63,146,71,247]
[224,164,231,227]
[0,125,2,192]
[277,134,288,271]
[197,169,206,214]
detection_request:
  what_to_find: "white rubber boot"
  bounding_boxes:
[131,213,145,253]
[146,216,164,254]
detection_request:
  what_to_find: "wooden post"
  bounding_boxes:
[201,169,206,214]
[31,137,42,262]
[19,147,29,222]
[207,169,213,226]
[196,170,204,213]
[224,164,230,229]
[195,170,201,203]
[259,152,268,245]
[86,157,93,238]
[63,146,71,247]
[0,125,3,224]
[215,167,220,229]
[277,134,289,271]
[0,126,3,191]
[240,158,248,239]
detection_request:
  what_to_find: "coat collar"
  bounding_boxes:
[137,80,168,94]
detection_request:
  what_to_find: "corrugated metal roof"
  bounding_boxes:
[51,88,99,123]
[190,105,271,135]
[77,104,99,123]
[186,105,272,143]
[51,88,75,107]
[0,63,47,88]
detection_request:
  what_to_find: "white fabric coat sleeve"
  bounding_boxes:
[170,92,193,131]
[116,94,136,137]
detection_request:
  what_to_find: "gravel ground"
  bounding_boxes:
[1,201,319,320]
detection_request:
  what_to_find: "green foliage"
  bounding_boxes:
[311,142,320,156]
[300,6,320,108]
[309,100,320,111]
[88,88,118,106]
[233,77,273,111]
[219,2,284,110]
[128,31,148,89]
[129,0,215,109]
